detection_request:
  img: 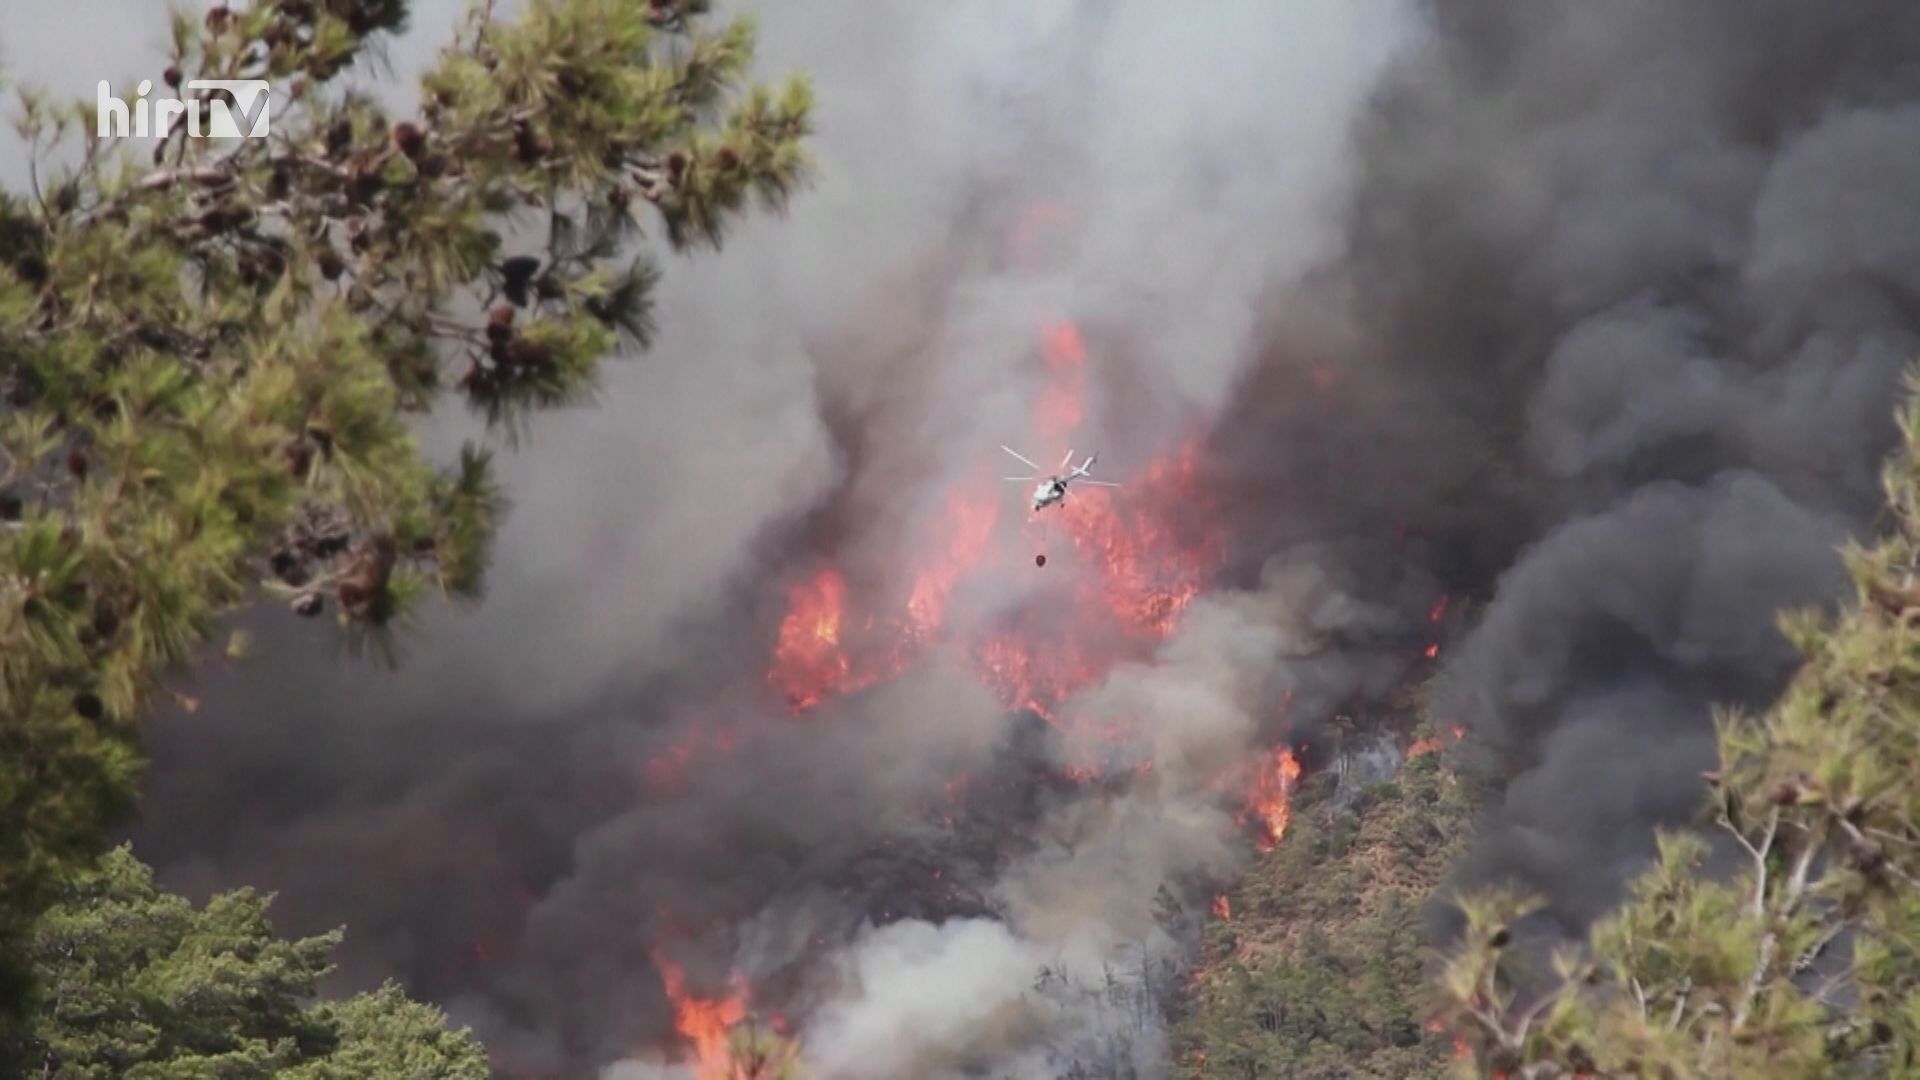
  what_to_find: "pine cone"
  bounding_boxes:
[269,547,306,585]
[514,125,552,164]
[392,121,427,159]
[487,303,516,344]
[507,338,552,370]
[501,256,541,306]
[335,533,397,620]
[283,437,316,477]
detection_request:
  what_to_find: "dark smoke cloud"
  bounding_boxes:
[1317,0,1920,930]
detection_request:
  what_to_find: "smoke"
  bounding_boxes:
[1322,1,1920,934]
[19,0,1912,1075]
[769,546,1423,1079]
[71,1,1424,1076]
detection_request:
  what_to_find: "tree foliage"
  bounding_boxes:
[10,844,489,1078]
[0,0,808,1029]
[1435,381,1920,1078]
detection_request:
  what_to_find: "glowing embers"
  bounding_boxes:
[1239,746,1303,850]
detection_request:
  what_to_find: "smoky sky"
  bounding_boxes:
[11,0,1920,1076]
[1328,0,1920,932]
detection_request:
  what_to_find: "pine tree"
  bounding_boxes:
[723,1022,808,1080]
[12,844,490,1077]
[0,0,809,1032]
[1434,380,1920,1078]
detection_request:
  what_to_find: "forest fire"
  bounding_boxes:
[1240,747,1303,849]
[1407,724,1467,760]
[768,569,859,714]
[765,309,1224,745]
[654,952,750,1080]
[687,212,1293,1070]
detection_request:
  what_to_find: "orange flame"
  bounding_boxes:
[906,489,1002,638]
[654,952,748,1080]
[653,204,1237,1070]
[1408,723,1467,760]
[1240,747,1303,849]
[764,305,1225,750]
[769,570,857,713]
[1211,894,1232,921]
[1033,319,1088,435]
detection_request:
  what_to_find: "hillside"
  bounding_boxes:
[1178,718,1480,1079]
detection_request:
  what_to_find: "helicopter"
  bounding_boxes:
[1001,446,1119,512]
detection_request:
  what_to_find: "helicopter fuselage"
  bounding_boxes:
[1031,477,1069,511]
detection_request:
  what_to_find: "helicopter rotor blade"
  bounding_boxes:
[1060,448,1074,470]
[1003,476,1036,482]
[1001,445,1042,471]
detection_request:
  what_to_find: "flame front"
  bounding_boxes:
[906,489,1003,639]
[654,952,748,1080]
[1407,723,1467,760]
[764,306,1223,741]
[1240,747,1303,849]
[769,570,856,713]
[718,209,1295,1072]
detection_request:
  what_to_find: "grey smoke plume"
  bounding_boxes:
[1321,0,1920,934]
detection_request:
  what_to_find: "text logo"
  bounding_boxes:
[96,79,270,139]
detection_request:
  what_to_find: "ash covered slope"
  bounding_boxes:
[1303,0,1920,933]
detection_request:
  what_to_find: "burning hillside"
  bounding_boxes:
[125,1,1920,1076]
[625,299,1312,1073]
[767,314,1224,733]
